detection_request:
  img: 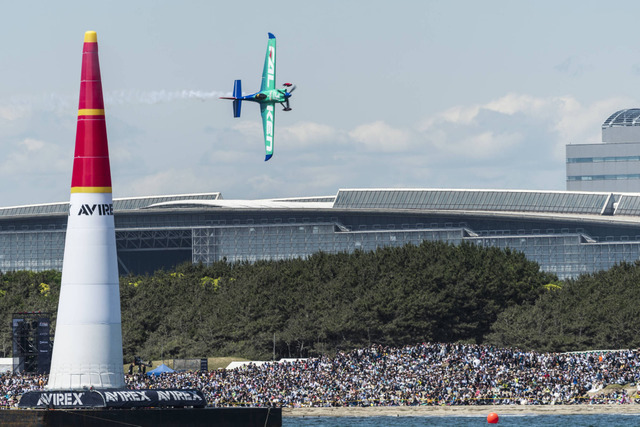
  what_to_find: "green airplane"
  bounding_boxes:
[220,33,295,161]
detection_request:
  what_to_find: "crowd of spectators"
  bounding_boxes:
[0,372,46,408]
[3,343,640,407]
[140,343,640,407]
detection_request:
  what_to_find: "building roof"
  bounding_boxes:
[146,198,334,210]
[334,188,614,215]
[6,188,640,220]
[602,109,640,128]
[0,193,221,218]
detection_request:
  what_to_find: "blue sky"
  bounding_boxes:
[2,0,640,206]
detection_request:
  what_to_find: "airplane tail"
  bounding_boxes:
[232,99,241,118]
[232,80,242,117]
[220,79,242,117]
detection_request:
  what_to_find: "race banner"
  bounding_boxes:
[19,389,206,409]
[99,389,206,408]
[19,390,105,408]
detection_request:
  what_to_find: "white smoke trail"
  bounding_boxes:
[104,89,228,105]
[0,89,228,120]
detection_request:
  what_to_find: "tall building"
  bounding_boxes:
[567,108,640,192]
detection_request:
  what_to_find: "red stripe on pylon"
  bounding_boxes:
[71,31,112,191]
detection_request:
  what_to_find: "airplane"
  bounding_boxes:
[220,33,295,161]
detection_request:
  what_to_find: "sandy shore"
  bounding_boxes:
[283,404,640,417]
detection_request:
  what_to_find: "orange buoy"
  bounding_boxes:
[487,412,499,424]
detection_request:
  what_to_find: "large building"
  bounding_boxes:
[567,108,640,192]
[4,188,640,280]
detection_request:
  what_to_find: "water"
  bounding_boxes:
[283,414,640,426]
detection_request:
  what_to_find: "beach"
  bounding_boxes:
[283,404,640,417]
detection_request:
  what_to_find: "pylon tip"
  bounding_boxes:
[84,31,97,43]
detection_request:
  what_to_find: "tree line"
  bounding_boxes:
[0,241,637,362]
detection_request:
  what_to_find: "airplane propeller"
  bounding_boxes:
[283,83,295,111]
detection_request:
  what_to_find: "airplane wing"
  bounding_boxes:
[260,103,275,161]
[260,33,276,92]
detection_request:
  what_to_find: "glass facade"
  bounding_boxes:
[193,225,465,264]
[334,189,608,215]
[615,195,640,216]
[567,174,640,181]
[4,190,640,280]
[0,230,65,271]
[468,234,640,278]
[567,156,640,163]
[602,109,640,127]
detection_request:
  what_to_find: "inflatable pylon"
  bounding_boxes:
[47,31,124,390]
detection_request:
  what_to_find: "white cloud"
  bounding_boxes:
[348,121,411,152]
[117,168,205,197]
[247,173,283,194]
[21,138,45,151]
[109,145,134,164]
[429,130,522,159]
[0,105,29,121]
[0,93,75,122]
[418,94,637,164]
[231,120,262,137]
[279,121,339,146]
[421,105,480,128]
[206,148,255,163]
[0,138,67,176]
[0,85,635,206]
[405,93,640,191]
[484,93,548,116]
[552,96,631,143]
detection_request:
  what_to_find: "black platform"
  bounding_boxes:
[0,407,282,427]
[14,389,282,426]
